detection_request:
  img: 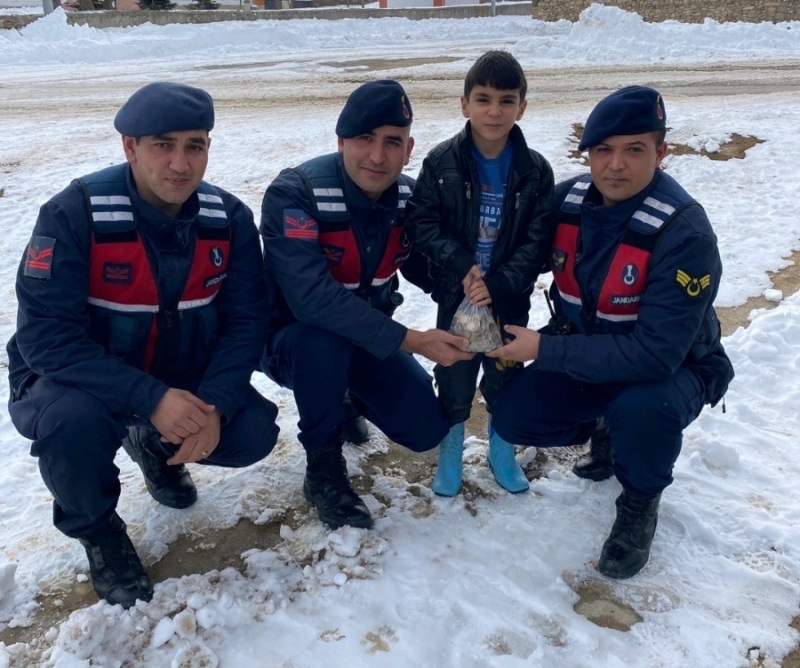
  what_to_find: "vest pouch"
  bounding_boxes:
[371,276,401,316]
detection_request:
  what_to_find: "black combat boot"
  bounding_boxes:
[341,391,370,445]
[303,443,373,529]
[122,427,197,509]
[598,491,661,579]
[572,419,614,481]
[78,513,154,608]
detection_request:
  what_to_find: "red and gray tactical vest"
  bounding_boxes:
[551,173,695,329]
[80,164,230,374]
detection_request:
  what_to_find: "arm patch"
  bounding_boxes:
[23,236,56,279]
[283,209,319,240]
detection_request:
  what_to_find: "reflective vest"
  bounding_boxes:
[296,154,412,298]
[551,173,696,327]
[80,164,230,374]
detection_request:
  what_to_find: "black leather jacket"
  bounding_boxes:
[405,122,555,328]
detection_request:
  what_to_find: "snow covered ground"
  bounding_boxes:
[0,4,800,667]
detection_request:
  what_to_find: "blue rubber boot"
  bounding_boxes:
[488,422,529,494]
[432,423,465,497]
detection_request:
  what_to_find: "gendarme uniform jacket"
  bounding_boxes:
[7,164,269,422]
[541,170,734,405]
[260,152,432,360]
[404,122,555,328]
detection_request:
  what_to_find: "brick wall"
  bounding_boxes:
[531,0,799,23]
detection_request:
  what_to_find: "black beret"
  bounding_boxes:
[335,80,412,138]
[114,82,215,137]
[579,85,666,151]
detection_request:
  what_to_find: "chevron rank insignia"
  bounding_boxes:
[676,270,711,298]
[23,236,56,279]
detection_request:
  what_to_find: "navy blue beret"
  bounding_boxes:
[114,82,214,137]
[335,80,412,138]
[579,85,666,151]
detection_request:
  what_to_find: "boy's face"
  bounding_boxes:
[461,85,527,157]
[588,132,668,206]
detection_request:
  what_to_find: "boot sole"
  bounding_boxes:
[302,487,374,530]
[145,482,197,509]
[597,555,650,579]
[572,465,614,482]
[487,461,530,494]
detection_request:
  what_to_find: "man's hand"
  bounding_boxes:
[167,409,222,465]
[401,329,476,367]
[150,388,216,445]
[486,325,541,363]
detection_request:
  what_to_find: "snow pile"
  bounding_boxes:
[1,5,799,68]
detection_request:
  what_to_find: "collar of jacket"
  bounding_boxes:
[456,121,535,177]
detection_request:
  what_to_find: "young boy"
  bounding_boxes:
[405,50,555,496]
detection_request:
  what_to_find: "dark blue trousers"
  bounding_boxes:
[9,377,279,538]
[491,365,706,498]
[261,323,448,453]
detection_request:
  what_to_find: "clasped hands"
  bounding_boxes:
[149,388,221,465]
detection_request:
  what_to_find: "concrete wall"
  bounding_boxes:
[5,0,797,30]
[2,1,529,29]
[531,0,799,24]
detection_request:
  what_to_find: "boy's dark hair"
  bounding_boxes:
[464,50,528,102]
[653,128,667,146]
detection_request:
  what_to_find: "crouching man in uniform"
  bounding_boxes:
[259,80,473,531]
[7,82,280,607]
[487,86,735,578]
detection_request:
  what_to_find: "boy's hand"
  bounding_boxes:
[462,265,483,293]
[467,278,491,307]
[462,264,491,306]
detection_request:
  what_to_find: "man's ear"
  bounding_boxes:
[655,141,668,168]
[405,136,415,166]
[121,135,137,163]
[337,136,345,154]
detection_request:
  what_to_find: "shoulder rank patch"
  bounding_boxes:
[676,269,711,298]
[283,209,319,240]
[24,235,56,279]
